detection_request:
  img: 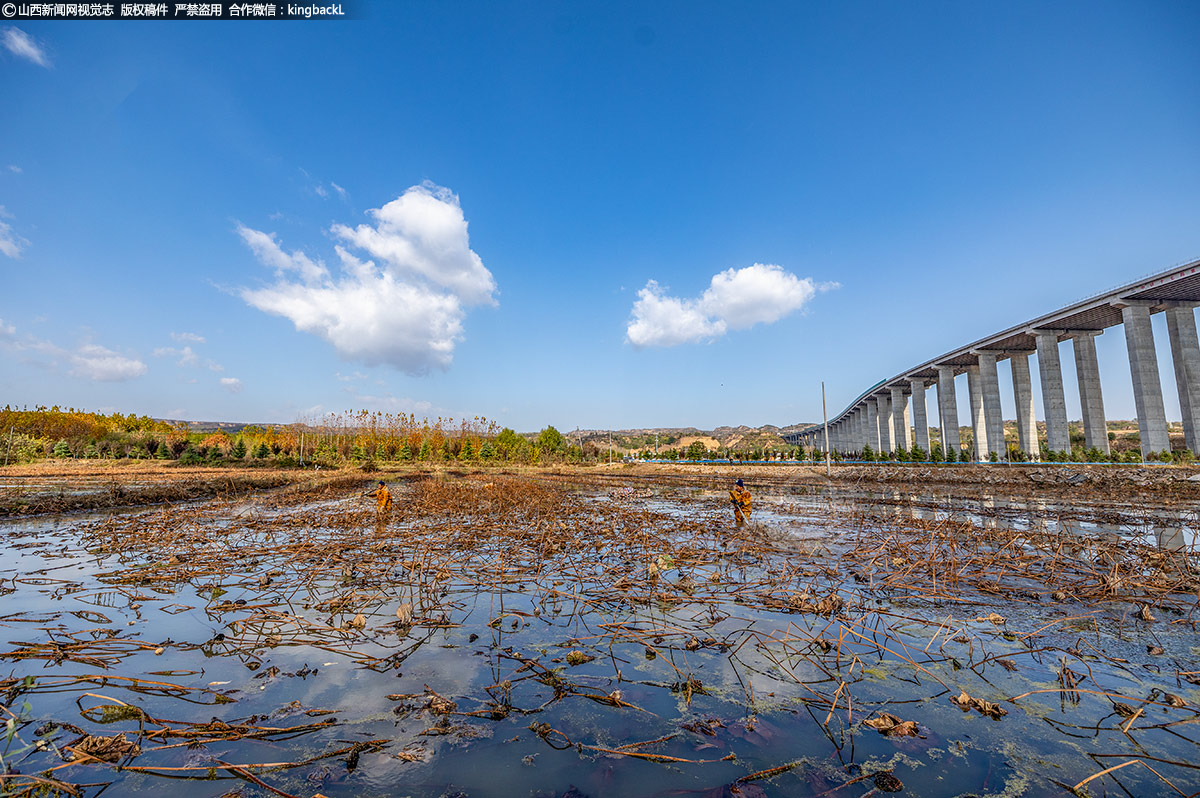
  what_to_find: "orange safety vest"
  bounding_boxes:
[730,486,752,513]
[375,485,393,513]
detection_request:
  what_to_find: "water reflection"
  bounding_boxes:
[798,483,1198,553]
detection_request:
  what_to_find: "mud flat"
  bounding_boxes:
[0,461,353,517]
[0,470,1197,797]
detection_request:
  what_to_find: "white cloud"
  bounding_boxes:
[314,184,328,198]
[239,182,495,376]
[153,345,197,366]
[0,319,146,381]
[2,27,50,67]
[220,377,243,393]
[703,264,828,329]
[331,182,348,199]
[341,384,433,413]
[626,280,726,348]
[626,264,837,348]
[330,182,496,305]
[0,206,29,258]
[158,333,225,372]
[70,344,148,381]
[236,224,327,284]
[7,165,21,174]
[171,331,206,343]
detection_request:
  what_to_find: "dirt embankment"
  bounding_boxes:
[550,461,1200,503]
[5,459,1200,517]
[0,461,344,517]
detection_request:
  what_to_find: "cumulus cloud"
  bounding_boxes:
[704,264,829,329]
[220,377,243,393]
[239,182,495,375]
[626,281,726,348]
[2,27,50,67]
[0,319,146,381]
[626,264,837,348]
[330,183,496,305]
[171,331,205,343]
[0,206,30,259]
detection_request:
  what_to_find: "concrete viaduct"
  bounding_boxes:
[784,258,1200,461]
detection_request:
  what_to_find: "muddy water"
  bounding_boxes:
[1,482,1198,798]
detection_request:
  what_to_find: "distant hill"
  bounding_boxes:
[564,424,817,453]
[157,419,280,434]
[154,418,816,452]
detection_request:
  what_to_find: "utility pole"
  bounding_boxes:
[822,382,831,477]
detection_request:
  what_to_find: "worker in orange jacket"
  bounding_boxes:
[729,479,752,525]
[371,480,393,516]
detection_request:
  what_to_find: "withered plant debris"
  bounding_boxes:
[2,468,1198,798]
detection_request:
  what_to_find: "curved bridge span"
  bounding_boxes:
[786,258,1200,461]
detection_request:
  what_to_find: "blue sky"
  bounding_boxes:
[2,1,1199,432]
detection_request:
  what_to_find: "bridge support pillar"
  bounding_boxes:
[1009,353,1039,460]
[1165,304,1200,455]
[909,379,930,455]
[1072,332,1110,455]
[1121,304,1171,457]
[866,398,880,453]
[967,364,987,461]
[891,386,910,452]
[1035,331,1070,456]
[879,394,894,453]
[936,366,961,459]
[977,352,1006,459]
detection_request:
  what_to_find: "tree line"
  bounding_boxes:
[0,407,643,467]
